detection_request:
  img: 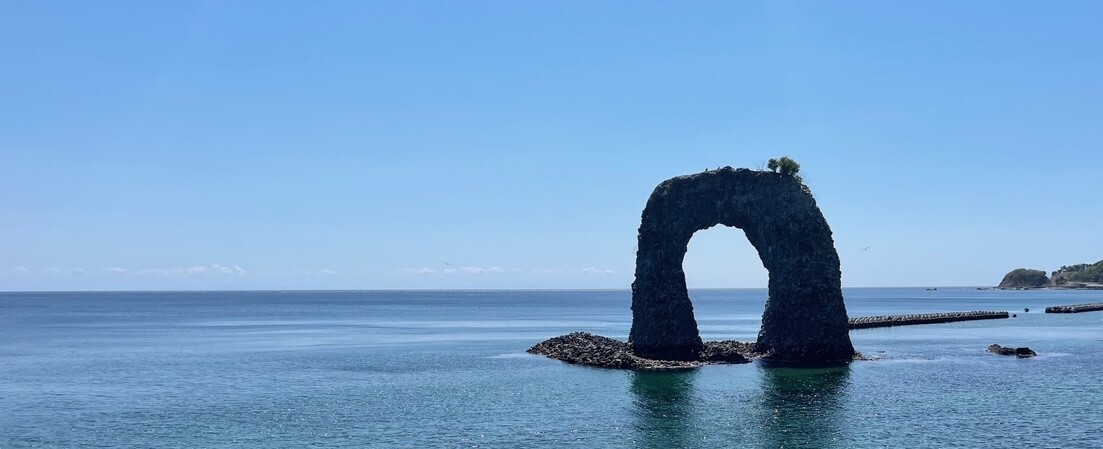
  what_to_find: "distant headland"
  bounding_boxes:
[998,260,1103,289]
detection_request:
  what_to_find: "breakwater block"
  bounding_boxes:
[848,311,1010,330]
[1045,303,1103,313]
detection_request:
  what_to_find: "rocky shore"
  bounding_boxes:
[848,311,1010,329]
[527,332,754,370]
[1044,303,1103,313]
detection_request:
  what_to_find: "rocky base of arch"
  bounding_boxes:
[528,332,867,370]
[528,332,755,370]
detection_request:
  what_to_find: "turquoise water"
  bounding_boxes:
[1,288,1101,448]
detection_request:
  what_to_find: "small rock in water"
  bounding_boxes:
[1014,347,1037,358]
[987,344,1036,358]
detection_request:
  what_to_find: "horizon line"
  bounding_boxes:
[0,285,1004,294]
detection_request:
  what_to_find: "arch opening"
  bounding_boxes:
[629,168,854,365]
[683,225,767,289]
[683,225,768,342]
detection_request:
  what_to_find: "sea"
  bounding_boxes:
[1,288,1101,448]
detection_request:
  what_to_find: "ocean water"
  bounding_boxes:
[1,288,1101,448]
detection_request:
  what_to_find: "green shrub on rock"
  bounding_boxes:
[766,156,802,182]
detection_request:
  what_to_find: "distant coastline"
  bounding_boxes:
[996,285,1103,291]
[997,260,1103,290]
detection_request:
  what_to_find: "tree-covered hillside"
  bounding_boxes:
[1053,260,1103,284]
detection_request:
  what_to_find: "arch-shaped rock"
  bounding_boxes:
[629,168,855,365]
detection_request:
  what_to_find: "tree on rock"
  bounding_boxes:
[767,156,802,181]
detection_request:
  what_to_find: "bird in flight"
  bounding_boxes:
[442,261,453,266]
[861,246,872,251]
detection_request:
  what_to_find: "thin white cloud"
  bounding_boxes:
[138,264,247,276]
[399,266,503,275]
[317,269,339,275]
[6,266,89,275]
[460,266,502,274]
[400,267,439,274]
[210,263,246,275]
[581,267,617,276]
[107,267,129,274]
[398,266,613,276]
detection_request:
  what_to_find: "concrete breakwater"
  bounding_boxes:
[1045,303,1103,313]
[849,311,1010,329]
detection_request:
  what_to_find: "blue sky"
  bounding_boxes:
[2,1,1101,290]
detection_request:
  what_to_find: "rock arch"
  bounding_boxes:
[629,168,854,365]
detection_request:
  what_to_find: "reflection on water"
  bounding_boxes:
[755,366,851,448]
[630,366,851,449]
[630,370,699,449]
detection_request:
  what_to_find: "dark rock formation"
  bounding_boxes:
[848,311,1010,329]
[629,168,854,365]
[987,344,1036,358]
[1045,303,1103,313]
[527,332,750,370]
[997,268,1050,289]
[699,340,758,364]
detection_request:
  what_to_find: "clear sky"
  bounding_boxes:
[2,1,1101,291]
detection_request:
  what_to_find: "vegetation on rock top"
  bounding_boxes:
[766,156,802,182]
